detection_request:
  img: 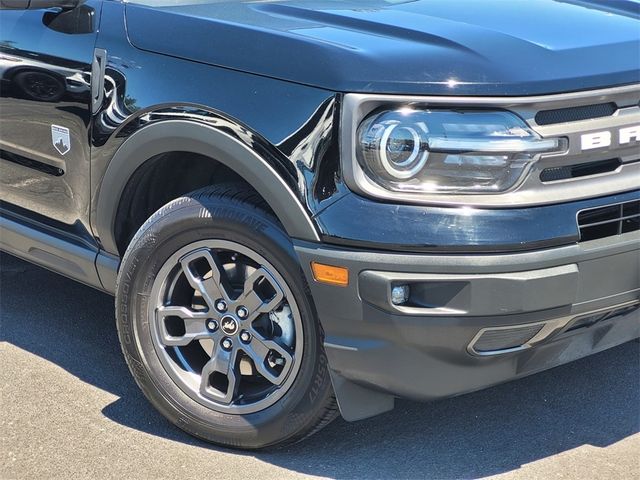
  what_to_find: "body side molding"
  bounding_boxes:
[0,207,106,292]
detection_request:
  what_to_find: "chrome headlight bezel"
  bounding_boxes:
[340,93,570,206]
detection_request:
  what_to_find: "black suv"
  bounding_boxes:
[1,0,639,449]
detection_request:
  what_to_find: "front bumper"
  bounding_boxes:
[294,231,640,420]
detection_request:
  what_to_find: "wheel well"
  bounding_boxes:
[113,151,274,256]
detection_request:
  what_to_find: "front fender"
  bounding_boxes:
[94,119,321,256]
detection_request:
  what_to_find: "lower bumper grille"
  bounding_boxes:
[578,199,640,242]
[472,324,544,353]
[468,301,640,356]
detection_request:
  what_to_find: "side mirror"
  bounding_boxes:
[0,0,82,9]
[44,3,95,34]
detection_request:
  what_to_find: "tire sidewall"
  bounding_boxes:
[116,196,332,448]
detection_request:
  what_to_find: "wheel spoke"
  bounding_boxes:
[242,332,293,386]
[156,306,210,347]
[236,268,284,321]
[179,249,233,309]
[200,343,239,404]
[149,240,303,413]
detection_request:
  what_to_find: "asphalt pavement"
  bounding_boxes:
[1,252,639,479]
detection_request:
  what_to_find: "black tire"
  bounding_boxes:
[115,184,338,449]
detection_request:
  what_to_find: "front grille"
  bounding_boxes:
[578,199,640,242]
[535,102,617,125]
[540,158,621,182]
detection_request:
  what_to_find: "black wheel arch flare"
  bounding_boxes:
[94,118,322,256]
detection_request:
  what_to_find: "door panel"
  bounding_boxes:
[0,2,100,230]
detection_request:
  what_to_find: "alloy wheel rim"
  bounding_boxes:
[149,240,303,414]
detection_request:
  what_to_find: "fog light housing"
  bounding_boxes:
[391,285,410,305]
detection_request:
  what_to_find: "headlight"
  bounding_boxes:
[356,109,566,194]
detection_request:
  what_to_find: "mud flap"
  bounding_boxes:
[329,370,395,421]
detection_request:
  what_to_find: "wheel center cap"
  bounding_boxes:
[220,315,239,335]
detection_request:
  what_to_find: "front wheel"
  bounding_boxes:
[115,185,337,449]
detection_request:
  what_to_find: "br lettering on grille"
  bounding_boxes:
[580,125,640,150]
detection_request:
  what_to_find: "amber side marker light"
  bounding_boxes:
[311,262,349,287]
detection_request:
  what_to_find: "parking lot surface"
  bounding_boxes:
[1,253,638,479]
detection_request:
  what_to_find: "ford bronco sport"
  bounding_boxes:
[1,0,639,449]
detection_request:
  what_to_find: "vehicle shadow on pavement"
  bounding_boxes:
[2,252,638,479]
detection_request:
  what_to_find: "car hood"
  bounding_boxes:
[126,0,640,95]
